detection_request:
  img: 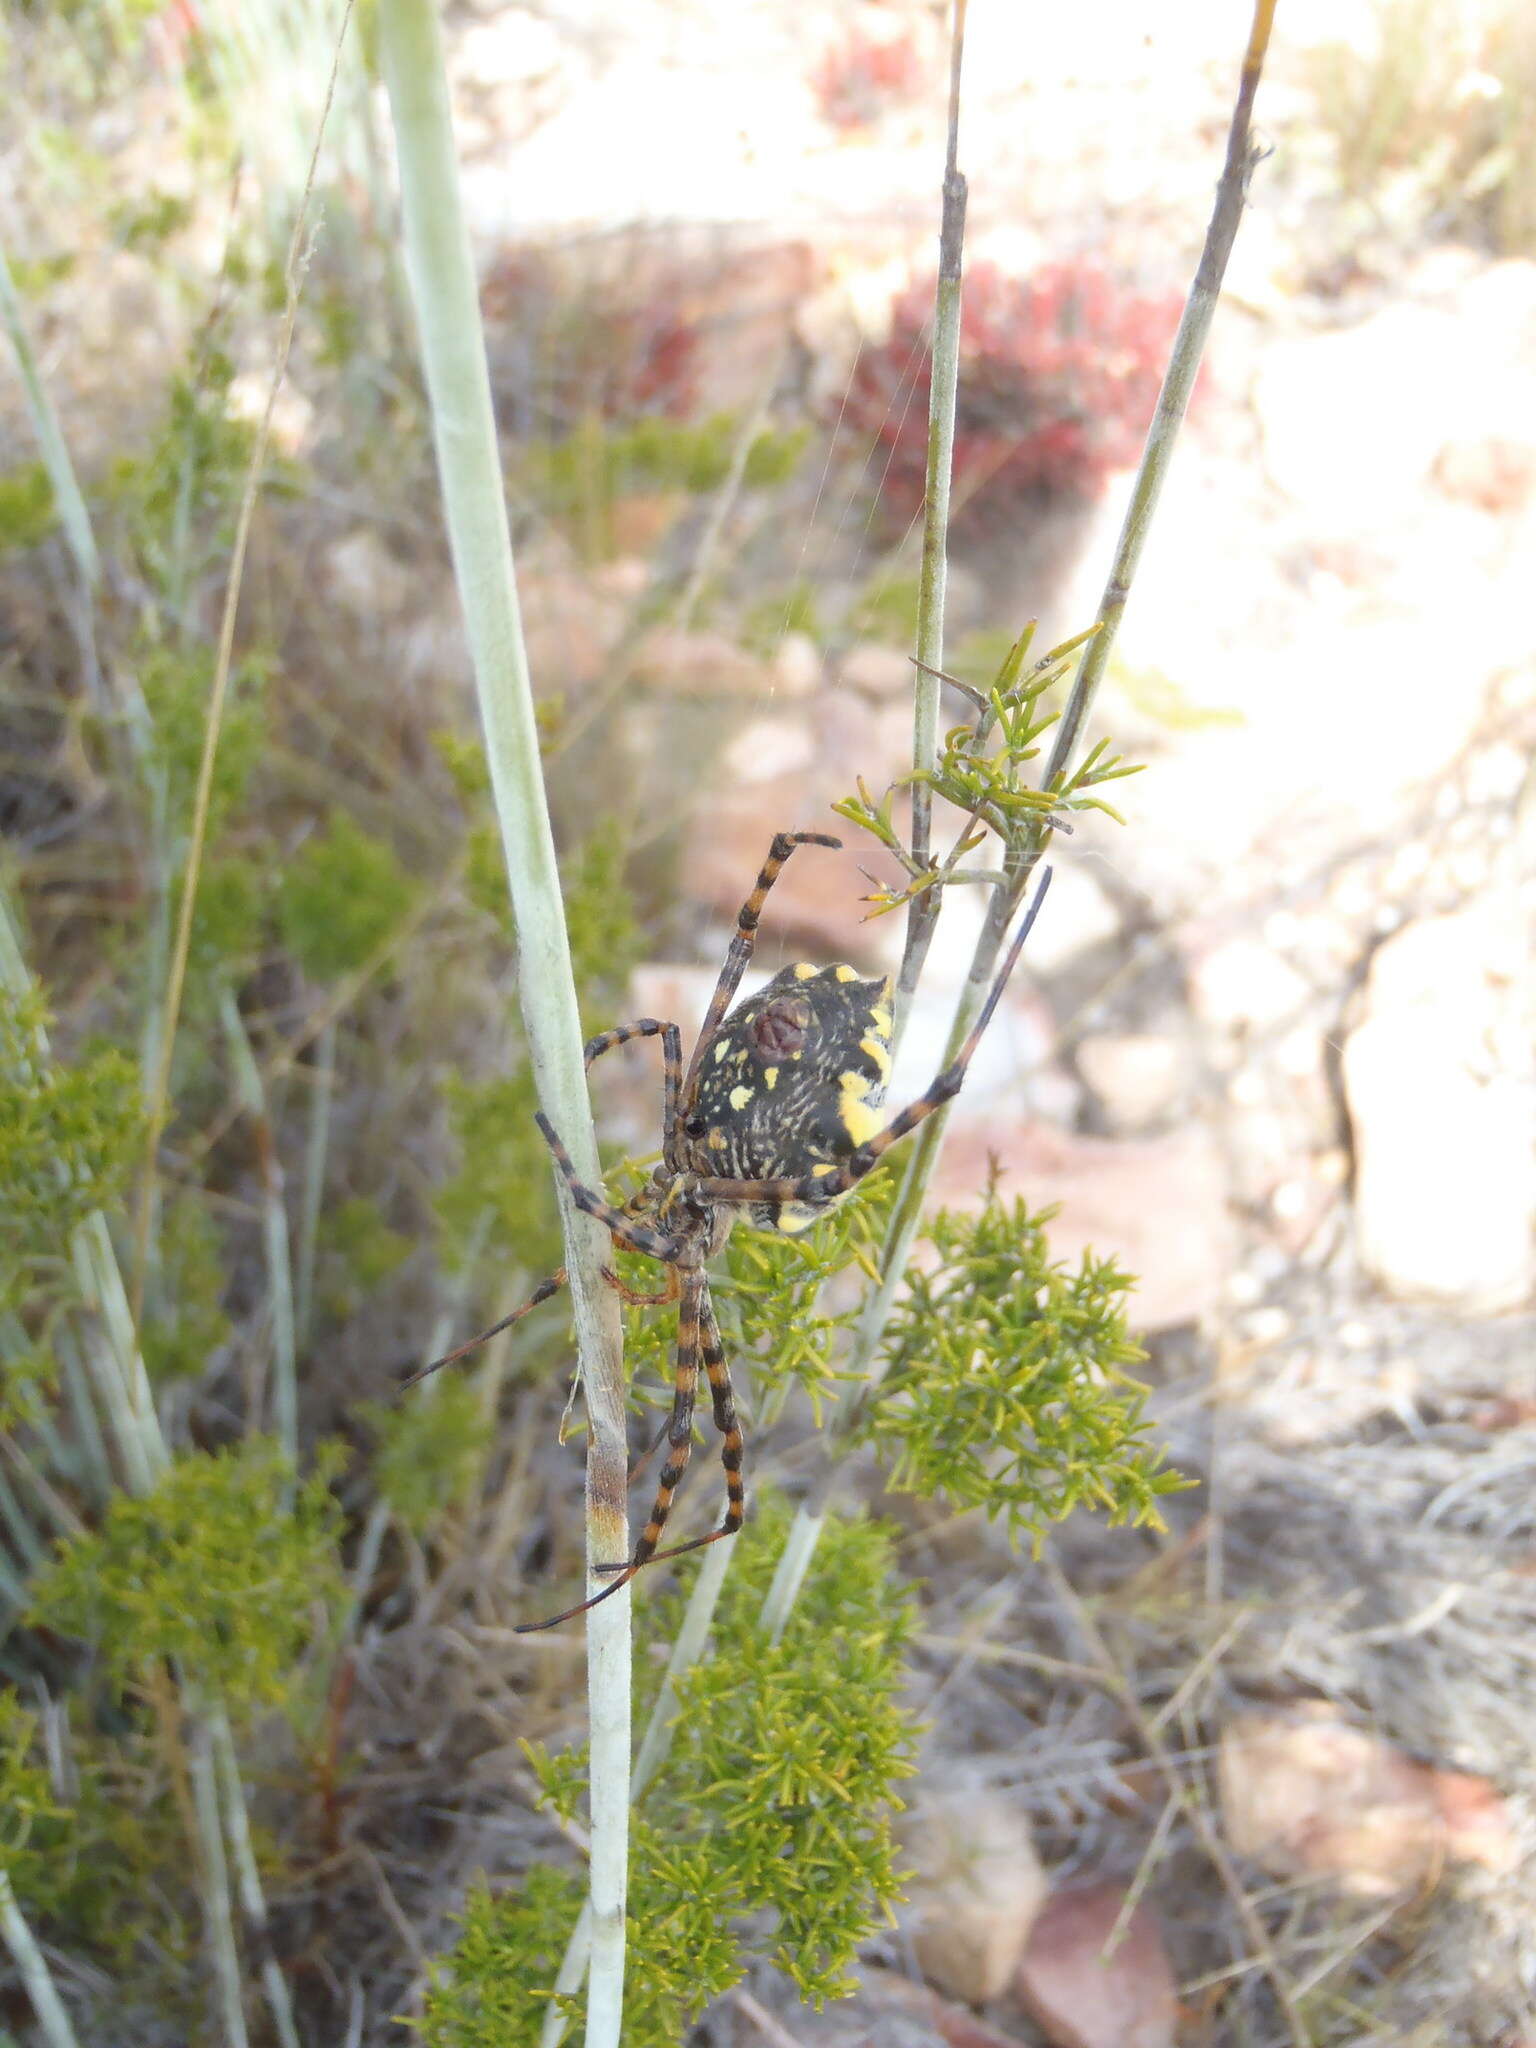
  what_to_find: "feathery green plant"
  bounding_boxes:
[29,1438,345,1719]
[862,1192,1179,1536]
[421,1505,916,2045]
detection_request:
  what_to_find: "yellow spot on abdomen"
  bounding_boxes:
[833,963,859,982]
[763,1066,779,1088]
[860,1034,894,1078]
[728,1084,754,1111]
[713,1041,731,1063]
[838,1069,884,1145]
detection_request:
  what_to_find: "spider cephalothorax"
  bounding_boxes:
[412,829,1050,1630]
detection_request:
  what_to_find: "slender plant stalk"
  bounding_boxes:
[295,1015,336,1343]
[0,240,100,594]
[790,0,1279,1579]
[375,8,632,2043]
[0,1870,82,2048]
[186,1715,250,2048]
[53,1321,114,1502]
[896,0,969,1044]
[0,893,289,2040]
[129,0,354,1327]
[219,987,299,1466]
[211,1702,302,2048]
[539,1536,744,2048]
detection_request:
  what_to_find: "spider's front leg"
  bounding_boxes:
[534,1111,684,1264]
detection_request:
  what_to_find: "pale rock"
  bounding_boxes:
[904,1784,1047,2005]
[1015,860,1121,972]
[772,630,823,699]
[841,642,916,699]
[1344,895,1536,1312]
[1219,1705,1519,1899]
[721,716,816,787]
[631,627,774,699]
[1076,1032,1185,1130]
[1013,1882,1178,2048]
[1188,936,1312,1033]
[1432,436,1536,515]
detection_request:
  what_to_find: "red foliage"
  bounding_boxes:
[846,260,1184,527]
[481,250,702,424]
[812,26,925,132]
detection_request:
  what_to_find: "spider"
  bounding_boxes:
[411,830,1051,1631]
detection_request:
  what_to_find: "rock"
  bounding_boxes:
[1013,861,1121,973]
[773,630,823,699]
[1013,1882,1178,2048]
[933,1122,1232,1332]
[1343,894,1536,1313]
[904,1783,1047,2004]
[1075,1033,1186,1131]
[1187,936,1312,1033]
[721,715,817,786]
[841,642,916,699]
[1218,1704,1518,1900]
[1432,436,1536,515]
[631,626,775,699]
[679,689,915,955]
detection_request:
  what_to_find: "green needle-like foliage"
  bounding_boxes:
[435,1065,561,1277]
[661,1503,916,2005]
[0,986,143,1268]
[421,1507,915,2044]
[30,1438,345,1720]
[0,1692,71,1897]
[139,1190,232,1383]
[713,1168,896,1423]
[138,643,270,848]
[277,812,421,982]
[607,1171,895,1428]
[865,1193,1180,1539]
[360,1377,487,1537]
[317,1193,413,1320]
[835,622,1141,915]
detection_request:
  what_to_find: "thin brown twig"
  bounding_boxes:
[129,2,357,1328]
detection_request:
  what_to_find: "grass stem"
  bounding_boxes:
[376,6,631,2040]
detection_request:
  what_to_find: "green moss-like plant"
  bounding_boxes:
[865,1191,1180,1538]
[0,986,143,1267]
[140,1189,232,1383]
[30,1438,345,1719]
[441,1507,916,2043]
[360,1377,487,1537]
[277,812,421,982]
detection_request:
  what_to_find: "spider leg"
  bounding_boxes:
[402,1258,671,1390]
[683,865,1054,1210]
[601,1266,679,1310]
[401,1268,568,1389]
[585,1017,683,1132]
[535,1112,686,1263]
[599,1281,746,1574]
[682,830,842,1098]
[515,1264,710,1633]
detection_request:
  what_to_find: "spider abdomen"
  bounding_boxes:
[678,962,894,1228]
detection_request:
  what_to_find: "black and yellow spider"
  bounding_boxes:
[414,830,1050,1630]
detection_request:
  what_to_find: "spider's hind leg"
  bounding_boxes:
[515,1264,714,1634]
